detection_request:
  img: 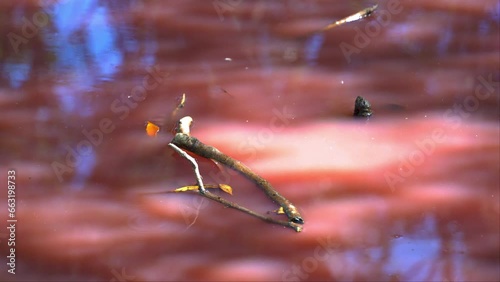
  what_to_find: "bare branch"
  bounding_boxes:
[168,142,206,194]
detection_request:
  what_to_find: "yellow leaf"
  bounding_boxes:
[174,185,199,192]
[218,184,233,195]
[173,184,232,193]
[273,207,285,214]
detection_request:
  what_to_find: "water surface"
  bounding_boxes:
[0,0,498,281]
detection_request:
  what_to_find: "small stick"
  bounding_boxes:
[322,4,378,31]
[171,127,304,225]
[170,93,187,120]
[168,143,206,194]
[197,189,302,232]
[169,142,302,232]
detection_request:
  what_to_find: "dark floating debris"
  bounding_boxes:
[353,96,373,118]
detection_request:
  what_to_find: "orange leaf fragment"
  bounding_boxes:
[146,121,160,137]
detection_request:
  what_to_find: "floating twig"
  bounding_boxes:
[199,189,303,232]
[170,93,186,119]
[168,143,206,194]
[171,120,304,225]
[322,4,378,31]
[169,140,303,232]
[170,115,304,229]
[150,98,304,231]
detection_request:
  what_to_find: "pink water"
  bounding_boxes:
[0,0,499,281]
